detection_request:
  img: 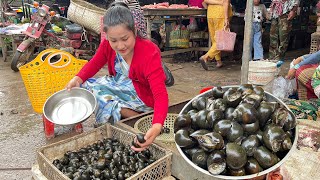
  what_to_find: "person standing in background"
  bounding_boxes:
[115,0,147,38]
[268,0,299,64]
[200,0,233,70]
[250,0,268,61]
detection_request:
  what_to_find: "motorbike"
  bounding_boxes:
[11,1,99,72]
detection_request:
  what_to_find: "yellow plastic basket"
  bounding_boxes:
[134,113,178,145]
[19,49,87,113]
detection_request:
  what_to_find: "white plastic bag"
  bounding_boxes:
[272,76,297,99]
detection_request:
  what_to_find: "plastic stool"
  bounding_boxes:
[42,114,83,140]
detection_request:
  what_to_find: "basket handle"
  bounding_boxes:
[45,51,73,69]
[19,49,63,70]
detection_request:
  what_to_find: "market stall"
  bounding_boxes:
[143,8,209,57]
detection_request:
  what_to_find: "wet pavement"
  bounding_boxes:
[0,49,308,179]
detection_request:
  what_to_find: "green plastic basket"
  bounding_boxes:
[134,113,178,145]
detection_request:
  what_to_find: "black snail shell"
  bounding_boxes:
[226,143,247,170]
[207,150,226,175]
[136,133,145,143]
[229,167,246,176]
[223,88,242,108]
[211,98,228,112]
[190,129,211,139]
[195,110,211,129]
[233,103,259,124]
[174,114,192,133]
[237,84,253,93]
[253,146,279,169]
[253,86,265,96]
[263,124,285,152]
[192,150,209,169]
[206,109,224,127]
[211,86,225,98]
[242,120,259,135]
[214,119,244,142]
[241,135,260,156]
[245,157,263,175]
[257,103,274,128]
[192,96,207,110]
[196,132,224,152]
[184,147,204,158]
[224,107,235,120]
[175,129,196,148]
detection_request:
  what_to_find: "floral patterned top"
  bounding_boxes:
[270,0,299,19]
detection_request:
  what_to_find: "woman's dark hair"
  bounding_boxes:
[103,2,135,34]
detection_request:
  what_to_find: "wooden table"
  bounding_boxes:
[143,8,209,57]
[0,33,24,62]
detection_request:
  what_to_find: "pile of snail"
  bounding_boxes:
[52,134,155,180]
[174,85,296,176]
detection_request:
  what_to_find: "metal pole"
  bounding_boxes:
[241,0,254,84]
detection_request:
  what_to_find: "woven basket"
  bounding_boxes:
[37,124,172,180]
[134,113,178,145]
[19,49,87,113]
[67,0,107,34]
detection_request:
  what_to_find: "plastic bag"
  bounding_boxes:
[272,76,297,99]
[187,17,198,32]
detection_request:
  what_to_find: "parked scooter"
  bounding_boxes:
[11,1,99,72]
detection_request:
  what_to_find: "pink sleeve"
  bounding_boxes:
[144,48,168,126]
[76,40,108,82]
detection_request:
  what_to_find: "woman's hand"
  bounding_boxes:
[66,76,83,91]
[292,57,302,65]
[131,123,162,151]
[286,68,296,79]
[224,18,229,29]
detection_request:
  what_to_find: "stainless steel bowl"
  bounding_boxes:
[43,87,96,125]
[175,85,298,179]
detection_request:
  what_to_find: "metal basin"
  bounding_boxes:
[43,87,96,125]
[175,85,298,179]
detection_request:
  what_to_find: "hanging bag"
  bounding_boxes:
[215,27,237,52]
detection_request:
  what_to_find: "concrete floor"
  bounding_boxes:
[0,48,308,179]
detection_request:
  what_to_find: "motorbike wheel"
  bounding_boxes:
[11,46,35,72]
[11,51,26,72]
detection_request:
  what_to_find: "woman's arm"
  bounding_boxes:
[132,47,169,151]
[286,50,320,79]
[223,0,230,28]
[204,0,223,5]
[76,39,109,82]
[298,50,320,67]
[202,1,208,9]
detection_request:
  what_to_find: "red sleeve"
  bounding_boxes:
[144,47,168,126]
[76,40,109,82]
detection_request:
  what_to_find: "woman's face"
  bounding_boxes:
[254,0,260,6]
[106,24,136,58]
